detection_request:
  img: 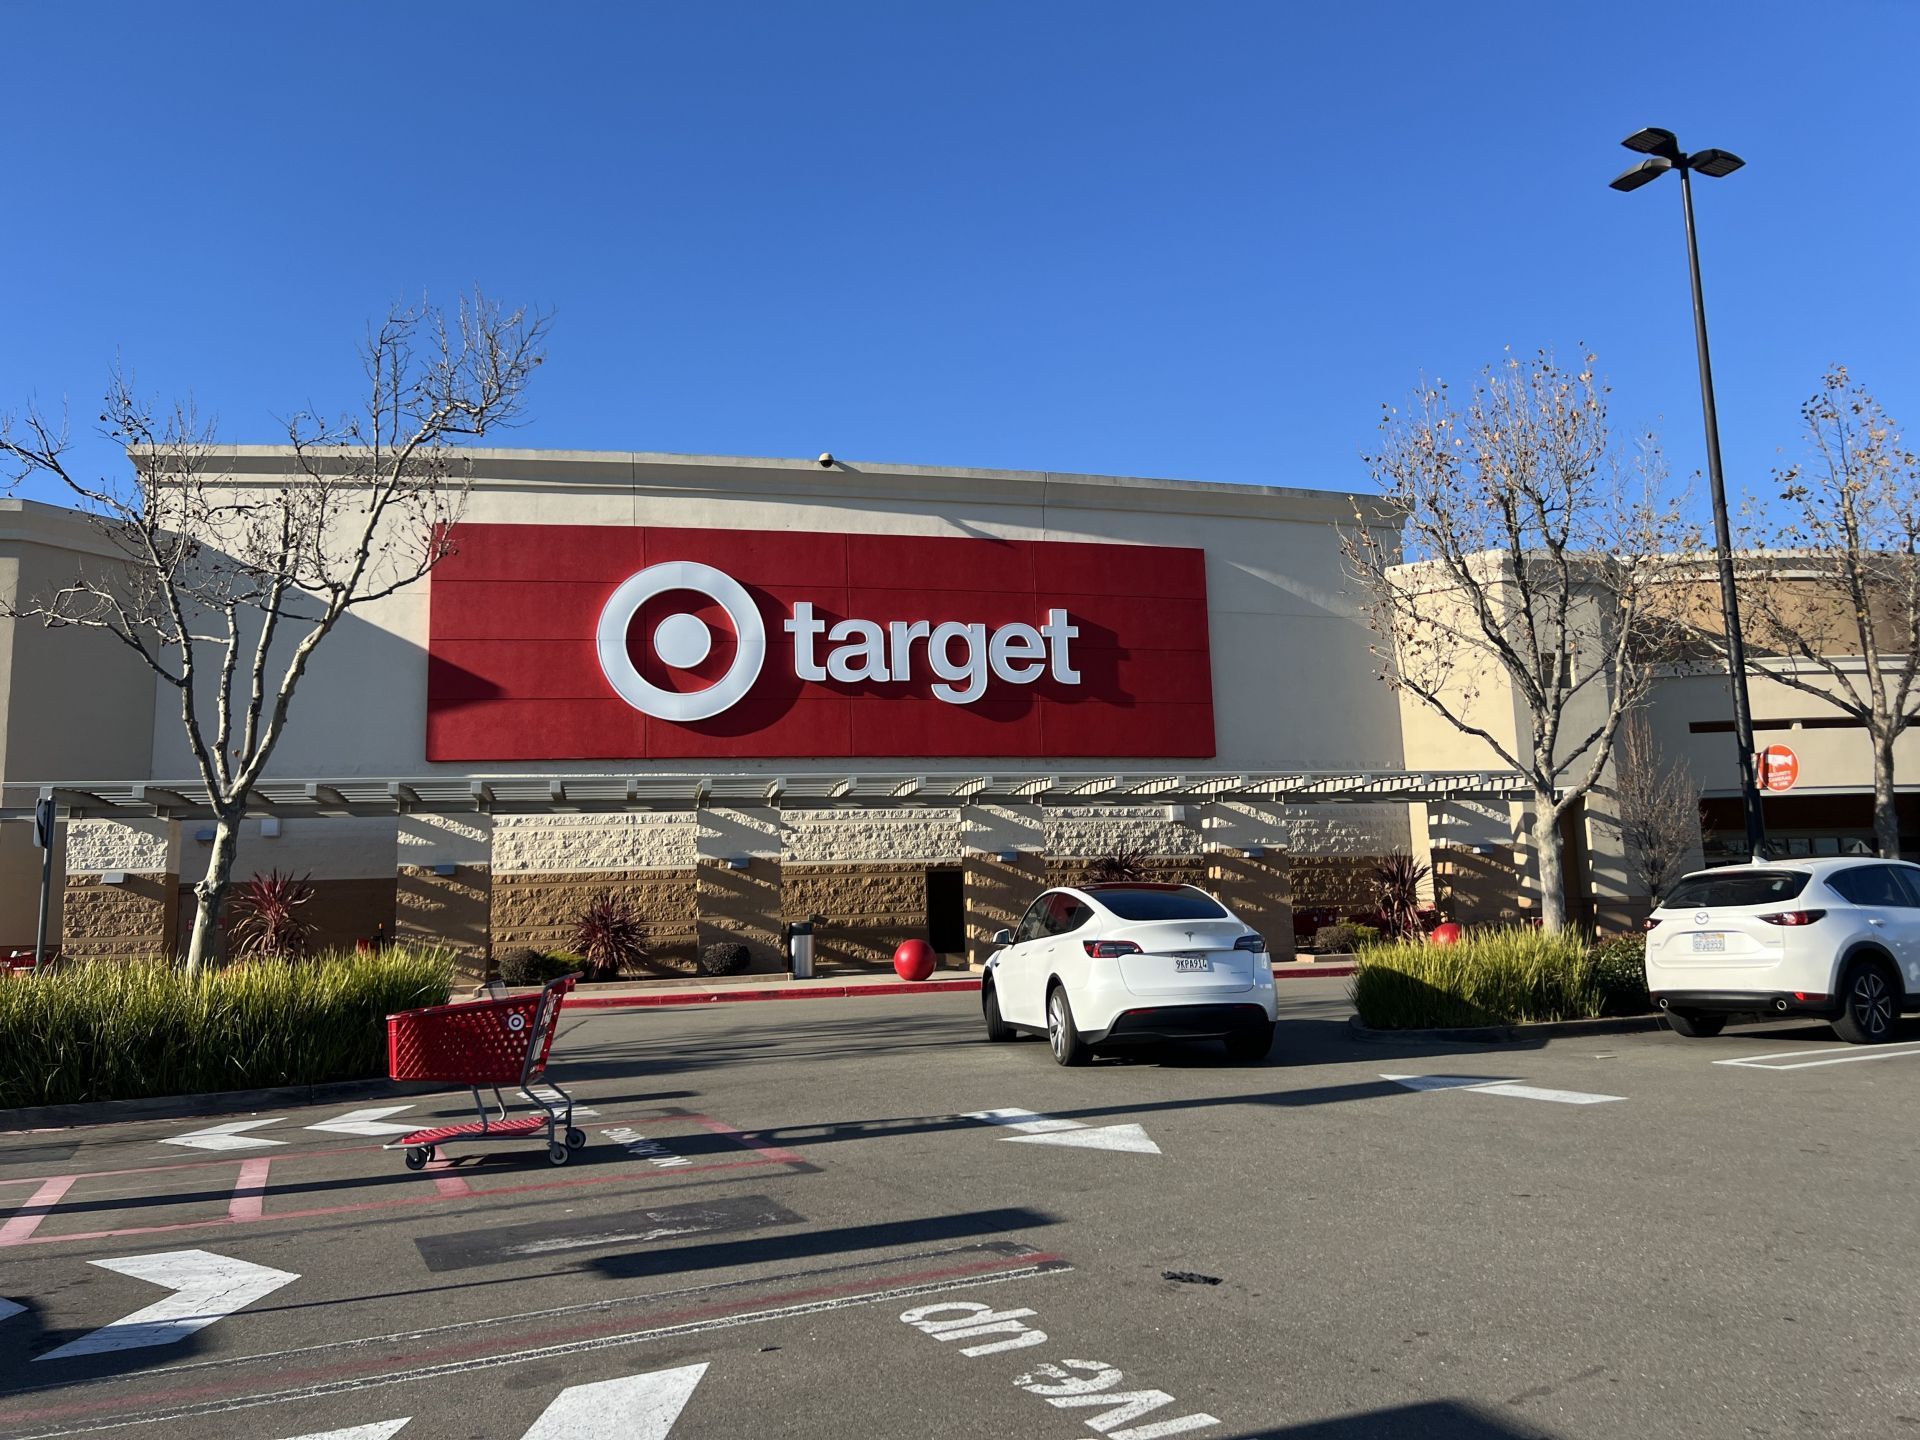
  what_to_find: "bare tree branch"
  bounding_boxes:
[1342,349,1694,930]
[0,288,549,969]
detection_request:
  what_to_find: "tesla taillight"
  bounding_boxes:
[1643,917,1662,931]
[1234,934,1266,952]
[1758,910,1827,926]
[1083,940,1142,958]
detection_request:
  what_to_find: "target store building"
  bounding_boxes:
[0,451,1531,969]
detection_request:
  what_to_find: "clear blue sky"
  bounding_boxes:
[4,2,1915,515]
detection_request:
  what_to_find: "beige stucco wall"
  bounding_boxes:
[0,504,160,944]
[139,449,1405,783]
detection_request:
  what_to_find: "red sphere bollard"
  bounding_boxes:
[1429,922,1464,946]
[892,938,937,981]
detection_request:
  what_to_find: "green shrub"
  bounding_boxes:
[1591,934,1650,1015]
[496,948,581,986]
[699,941,751,977]
[1309,921,1379,954]
[1349,928,1602,1029]
[0,948,454,1109]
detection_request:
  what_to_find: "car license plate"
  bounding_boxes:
[1692,933,1726,953]
[1174,955,1212,972]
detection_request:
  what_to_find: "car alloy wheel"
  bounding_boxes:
[1850,967,1894,1039]
[1048,991,1068,1060]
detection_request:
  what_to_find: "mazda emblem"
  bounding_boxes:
[1694,911,1709,925]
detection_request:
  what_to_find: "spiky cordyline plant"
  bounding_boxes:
[573,890,647,981]
[227,870,317,959]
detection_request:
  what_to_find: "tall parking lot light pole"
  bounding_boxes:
[1611,125,1768,861]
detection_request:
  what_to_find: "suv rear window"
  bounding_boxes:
[1661,870,1810,909]
[1088,886,1228,921]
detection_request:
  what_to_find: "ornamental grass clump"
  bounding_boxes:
[1349,927,1603,1030]
[0,947,454,1109]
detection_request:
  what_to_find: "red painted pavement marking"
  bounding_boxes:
[227,1158,272,1222]
[565,964,1347,1009]
[0,1175,75,1244]
[428,1158,474,1198]
[5,1112,807,1247]
[2,1248,1065,1427]
[684,1113,808,1166]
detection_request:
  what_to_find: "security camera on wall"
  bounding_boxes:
[817,452,834,467]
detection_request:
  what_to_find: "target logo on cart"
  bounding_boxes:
[507,1012,527,1032]
[426,523,1216,760]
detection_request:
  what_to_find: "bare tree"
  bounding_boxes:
[1739,370,1920,859]
[1612,710,1701,905]
[1,291,549,969]
[1344,350,1692,931]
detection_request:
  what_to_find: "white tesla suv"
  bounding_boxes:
[1645,858,1920,1043]
[980,882,1278,1064]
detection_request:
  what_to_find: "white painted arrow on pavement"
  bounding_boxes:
[35,1248,300,1361]
[161,1118,285,1150]
[305,1106,418,1137]
[1,1297,24,1322]
[963,1107,1161,1155]
[270,1365,706,1440]
[521,1362,708,1439]
[1382,1075,1624,1105]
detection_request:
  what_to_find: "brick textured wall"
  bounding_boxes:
[493,813,698,873]
[1208,852,1294,961]
[1044,807,1202,859]
[492,869,697,967]
[1431,847,1526,926]
[396,865,492,959]
[1046,855,1208,890]
[785,862,927,970]
[785,809,963,863]
[696,858,784,972]
[65,819,175,874]
[62,874,177,959]
[963,852,1047,966]
[1289,855,1387,913]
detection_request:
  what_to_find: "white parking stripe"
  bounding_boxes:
[1465,1083,1624,1106]
[1715,1043,1920,1070]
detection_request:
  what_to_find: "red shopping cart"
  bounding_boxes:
[383,974,584,1169]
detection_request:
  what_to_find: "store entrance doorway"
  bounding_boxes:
[926,866,966,959]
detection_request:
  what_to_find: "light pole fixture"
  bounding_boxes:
[1611,125,1768,863]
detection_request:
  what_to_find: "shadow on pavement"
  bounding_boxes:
[1229,1399,1558,1438]
[589,1205,1056,1280]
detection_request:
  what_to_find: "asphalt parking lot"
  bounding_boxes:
[4,977,1919,1440]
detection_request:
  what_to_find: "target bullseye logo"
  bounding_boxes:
[596,560,767,721]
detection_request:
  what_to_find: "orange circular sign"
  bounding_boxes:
[1760,744,1799,792]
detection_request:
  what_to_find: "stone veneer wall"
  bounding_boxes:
[1207,851,1295,961]
[962,851,1047,966]
[784,861,927,970]
[491,868,698,966]
[62,873,177,958]
[696,858,783,972]
[396,865,492,963]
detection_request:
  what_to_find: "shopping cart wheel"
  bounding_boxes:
[404,1146,433,1171]
[566,1127,587,1150]
[547,1141,570,1166]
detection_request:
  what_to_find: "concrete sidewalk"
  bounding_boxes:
[530,957,1356,1009]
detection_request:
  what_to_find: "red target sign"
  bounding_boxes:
[425,524,1216,761]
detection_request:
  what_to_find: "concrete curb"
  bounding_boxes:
[568,978,983,1009]
[549,965,1352,1010]
[0,1076,447,1134]
[1345,1013,1667,1045]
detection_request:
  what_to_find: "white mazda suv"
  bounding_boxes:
[981,882,1278,1064]
[1645,858,1920,1043]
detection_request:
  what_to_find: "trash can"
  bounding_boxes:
[788,921,815,980]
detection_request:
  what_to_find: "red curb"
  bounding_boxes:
[565,965,1352,1010]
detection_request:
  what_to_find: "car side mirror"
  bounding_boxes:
[992,928,1013,946]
